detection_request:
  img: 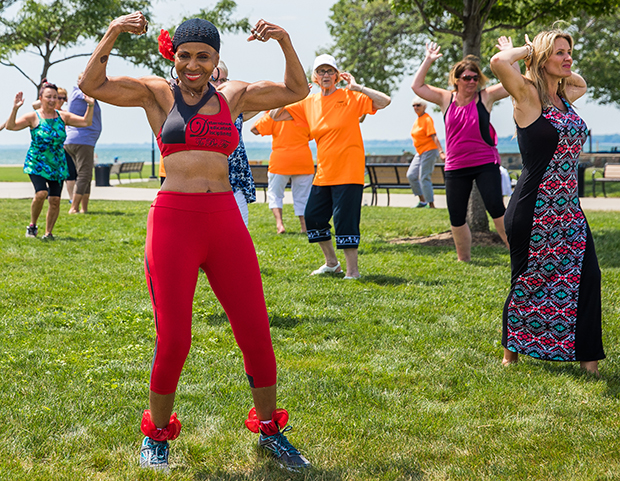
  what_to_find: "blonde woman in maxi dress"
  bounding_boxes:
[491,32,604,374]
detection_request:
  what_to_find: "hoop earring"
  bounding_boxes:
[170,65,178,80]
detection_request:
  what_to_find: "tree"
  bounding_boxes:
[570,11,620,108]
[388,0,620,232]
[0,0,150,95]
[0,0,250,96]
[322,0,423,96]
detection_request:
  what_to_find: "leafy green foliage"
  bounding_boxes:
[0,0,150,91]
[321,0,424,95]
[570,11,620,106]
[0,0,250,92]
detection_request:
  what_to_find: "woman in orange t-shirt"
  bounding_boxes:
[251,110,314,233]
[271,54,390,279]
[407,96,445,208]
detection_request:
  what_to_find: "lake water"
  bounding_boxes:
[0,138,614,166]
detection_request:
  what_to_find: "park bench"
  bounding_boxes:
[592,163,620,197]
[109,161,144,183]
[365,156,446,206]
[249,164,270,201]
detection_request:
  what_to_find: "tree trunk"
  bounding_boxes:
[466,182,490,232]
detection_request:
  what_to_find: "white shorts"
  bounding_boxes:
[267,173,314,216]
[233,189,249,226]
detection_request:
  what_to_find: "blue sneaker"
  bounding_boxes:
[258,426,311,471]
[140,436,170,473]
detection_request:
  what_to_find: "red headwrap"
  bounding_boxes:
[158,29,175,61]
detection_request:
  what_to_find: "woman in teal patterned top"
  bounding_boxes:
[5,82,94,239]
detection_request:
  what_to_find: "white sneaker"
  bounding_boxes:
[310,262,341,275]
[140,436,170,473]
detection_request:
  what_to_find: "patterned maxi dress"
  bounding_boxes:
[502,98,605,362]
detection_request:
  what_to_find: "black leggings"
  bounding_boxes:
[444,162,505,227]
[29,174,63,197]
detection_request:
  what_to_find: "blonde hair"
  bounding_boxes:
[57,87,67,97]
[448,55,489,91]
[526,29,574,108]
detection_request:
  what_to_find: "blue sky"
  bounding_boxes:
[1,0,619,146]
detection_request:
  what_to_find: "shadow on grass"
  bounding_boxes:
[199,311,342,330]
[357,275,410,286]
[537,360,620,394]
[83,210,140,217]
[592,230,620,268]
[191,464,344,480]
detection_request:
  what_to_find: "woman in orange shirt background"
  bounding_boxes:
[272,54,390,279]
[251,109,314,233]
[408,96,445,208]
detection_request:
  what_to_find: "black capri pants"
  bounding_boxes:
[29,174,63,197]
[304,184,363,249]
[444,162,505,227]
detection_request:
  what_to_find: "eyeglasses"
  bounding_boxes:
[316,69,337,76]
[412,103,423,107]
[459,75,479,82]
[58,97,67,101]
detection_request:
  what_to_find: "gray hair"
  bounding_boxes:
[411,96,427,108]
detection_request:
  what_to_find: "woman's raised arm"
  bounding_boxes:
[79,12,160,109]
[490,37,531,103]
[5,92,36,131]
[411,42,451,112]
[223,20,309,118]
[60,95,95,128]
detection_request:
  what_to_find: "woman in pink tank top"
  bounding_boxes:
[412,41,511,261]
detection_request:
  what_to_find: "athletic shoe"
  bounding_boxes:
[140,436,170,473]
[26,224,38,238]
[258,426,311,472]
[310,262,341,275]
[41,233,55,241]
[414,202,428,208]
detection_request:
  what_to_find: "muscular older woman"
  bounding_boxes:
[79,12,310,472]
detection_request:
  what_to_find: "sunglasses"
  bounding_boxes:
[316,69,337,76]
[58,97,67,101]
[459,75,479,82]
[412,103,423,107]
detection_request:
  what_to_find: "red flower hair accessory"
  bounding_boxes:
[158,29,175,61]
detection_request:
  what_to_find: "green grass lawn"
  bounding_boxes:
[0,200,619,480]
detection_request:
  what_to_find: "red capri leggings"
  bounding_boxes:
[145,191,276,395]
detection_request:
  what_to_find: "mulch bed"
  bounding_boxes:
[389,230,505,247]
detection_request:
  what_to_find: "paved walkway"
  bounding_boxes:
[3,180,620,211]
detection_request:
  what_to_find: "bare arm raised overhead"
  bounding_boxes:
[79,12,171,133]
[220,20,309,120]
[411,42,452,113]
